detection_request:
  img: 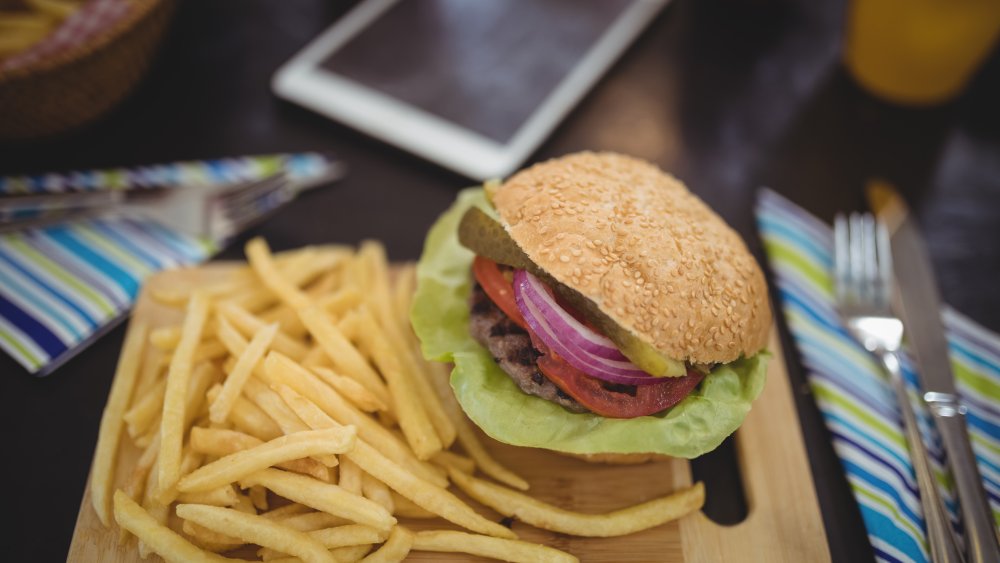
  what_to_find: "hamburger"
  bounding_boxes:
[412,152,771,460]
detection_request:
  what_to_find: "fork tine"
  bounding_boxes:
[861,213,877,304]
[875,218,893,309]
[834,213,849,304]
[849,212,865,302]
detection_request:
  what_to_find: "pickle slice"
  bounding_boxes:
[458,206,686,377]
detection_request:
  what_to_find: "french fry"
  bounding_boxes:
[258,524,387,561]
[358,242,457,448]
[194,340,227,363]
[91,321,148,526]
[217,302,308,361]
[450,469,706,537]
[347,439,516,539]
[180,446,206,480]
[361,471,395,514]
[113,491,223,563]
[272,378,512,538]
[259,304,308,339]
[210,323,279,424]
[134,344,165,397]
[358,526,413,563]
[184,363,222,429]
[331,545,373,563]
[125,377,166,439]
[301,346,330,369]
[161,339,227,368]
[188,427,329,482]
[390,264,416,328]
[134,425,159,449]
[158,292,211,502]
[267,547,374,563]
[242,376,310,435]
[176,503,335,563]
[150,325,182,351]
[241,377,339,468]
[179,428,356,493]
[263,354,446,487]
[412,530,579,563]
[246,237,312,310]
[215,315,249,358]
[139,459,168,558]
[305,269,342,299]
[352,308,442,459]
[297,306,391,408]
[338,456,363,495]
[177,485,239,507]
[431,450,475,474]
[311,524,387,548]
[182,519,244,553]
[335,310,360,341]
[312,366,387,413]
[260,503,312,520]
[149,269,257,307]
[316,286,363,315]
[249,486,269,511]
[277,511,350,532]
[239,468,396,532]
[125,432,161,501]
[206,385,283,442]
[234,492,257,514]
[389,492,436,519]
[223,356,237,374]
[149,288,192,308]
[226,248,340,313]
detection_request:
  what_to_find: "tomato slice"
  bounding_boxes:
[473,256,527,330]
[531,332,703,418]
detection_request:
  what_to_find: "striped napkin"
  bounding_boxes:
[756,188,1000,563]
[0,153,337,375]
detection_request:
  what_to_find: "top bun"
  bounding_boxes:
[492,152,771,365]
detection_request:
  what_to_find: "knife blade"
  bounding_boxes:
[868,180,1000,563]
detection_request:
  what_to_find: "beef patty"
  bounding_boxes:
[469,281,587,413]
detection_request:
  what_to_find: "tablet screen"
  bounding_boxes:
[320,0,635,144]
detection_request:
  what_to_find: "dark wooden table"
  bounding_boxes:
[2,1,998,561]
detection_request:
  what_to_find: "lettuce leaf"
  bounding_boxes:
[412,188,768,458]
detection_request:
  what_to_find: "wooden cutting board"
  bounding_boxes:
[68,265,829,562]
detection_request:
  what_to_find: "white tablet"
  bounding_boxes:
[273,0,670,180]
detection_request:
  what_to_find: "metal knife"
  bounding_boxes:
[869,181,1000,563]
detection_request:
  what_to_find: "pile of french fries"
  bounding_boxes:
[0,0,86,59]
[90,237,705,562]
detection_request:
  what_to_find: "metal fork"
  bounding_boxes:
[834,212,963,563]
[0,172,298,243]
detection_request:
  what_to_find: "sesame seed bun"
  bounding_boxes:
[492,152,771,365]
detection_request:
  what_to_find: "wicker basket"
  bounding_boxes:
[0,0,176,142]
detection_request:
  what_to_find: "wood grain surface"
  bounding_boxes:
[68,265,828,562]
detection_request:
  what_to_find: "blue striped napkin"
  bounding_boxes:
[0,217,211,374]
[0,153,338,376]
[756,188,1000,563]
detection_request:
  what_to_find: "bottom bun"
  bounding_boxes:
[562,452,671,464]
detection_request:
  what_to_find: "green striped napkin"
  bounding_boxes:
[756,188,999,563]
